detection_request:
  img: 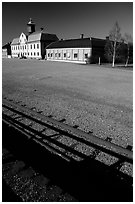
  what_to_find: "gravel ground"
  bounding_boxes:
[2,58,133,148]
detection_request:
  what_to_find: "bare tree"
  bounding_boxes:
[124,33,133,67]
[109,21,122,67]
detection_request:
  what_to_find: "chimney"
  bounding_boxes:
[80,34,84,39]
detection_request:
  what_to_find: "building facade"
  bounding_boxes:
[11,19,59,59]
[46,36,107,64]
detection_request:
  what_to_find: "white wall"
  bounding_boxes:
[27,41,41,58]
[46,48,92,63]
[11,45,20,58]
[11,41,41,59]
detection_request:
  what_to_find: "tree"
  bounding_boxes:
[105,21,122,67]
[124,33,133,67]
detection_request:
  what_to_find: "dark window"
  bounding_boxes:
[85,53,88,58]
[28,53,29,55]
[34,44,35,49]
[31,45,32,49]
[34,52,35,56]
[59,53,61,57]
[37,44,39,49]
[51,53,53,57]
[37,52,39,56]
[25,45,26,49]
[48,53,50,57]
[64,53,66,58]
[31,52,32,56]
[74,53,78,58]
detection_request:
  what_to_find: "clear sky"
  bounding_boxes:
[2,2,133,45]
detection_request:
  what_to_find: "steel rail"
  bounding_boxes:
[2,114,89,161]
[2,99,133,164]
[3,114,133,185]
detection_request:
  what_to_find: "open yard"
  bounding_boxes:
[2,58,133,147]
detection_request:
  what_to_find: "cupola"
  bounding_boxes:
[27,18,35,34]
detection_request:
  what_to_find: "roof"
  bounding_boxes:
[2,42,11,49]
[28,31,41,42]
[91,37,106,47]
[46,38,91,49]
[28,31,59,42]
[11,38,19,45]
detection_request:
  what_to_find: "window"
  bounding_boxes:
[34,52,35,56]
[59,53,61,57]
[48,53,50,57]
[51,53,53,57]
[31,52,32,56]
[85,53,88,58]
[55,53,57,57]
[74,53,78,58]
[31,45,32,49]
[37,44,39,49]
[34,44,35,49]
[67,53,70,58]
[25,45,26,49]
[28,53,29,55]
[64,53,66,58]
[37,52,39,56]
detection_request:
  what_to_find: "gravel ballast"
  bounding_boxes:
[2,58,133,148]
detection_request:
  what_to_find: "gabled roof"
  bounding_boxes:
[28,31,59,42]
[11,38,19,45]
[46,38,91,49]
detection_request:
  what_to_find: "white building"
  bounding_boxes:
[46,35,107,64]
[11,38,20,58]
[46,36,91,64]
[11,18,58,59]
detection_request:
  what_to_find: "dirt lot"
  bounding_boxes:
[2,58,133,147]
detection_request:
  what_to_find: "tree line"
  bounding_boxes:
[105,21,133,67]
[88,21,133,67]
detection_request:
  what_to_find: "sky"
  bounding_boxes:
[2,2,133,45]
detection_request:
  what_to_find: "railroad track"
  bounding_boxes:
[2,98,133,201]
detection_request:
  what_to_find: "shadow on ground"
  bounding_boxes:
[2,122,133,202]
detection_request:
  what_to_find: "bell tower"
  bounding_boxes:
[27,18,35,35]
